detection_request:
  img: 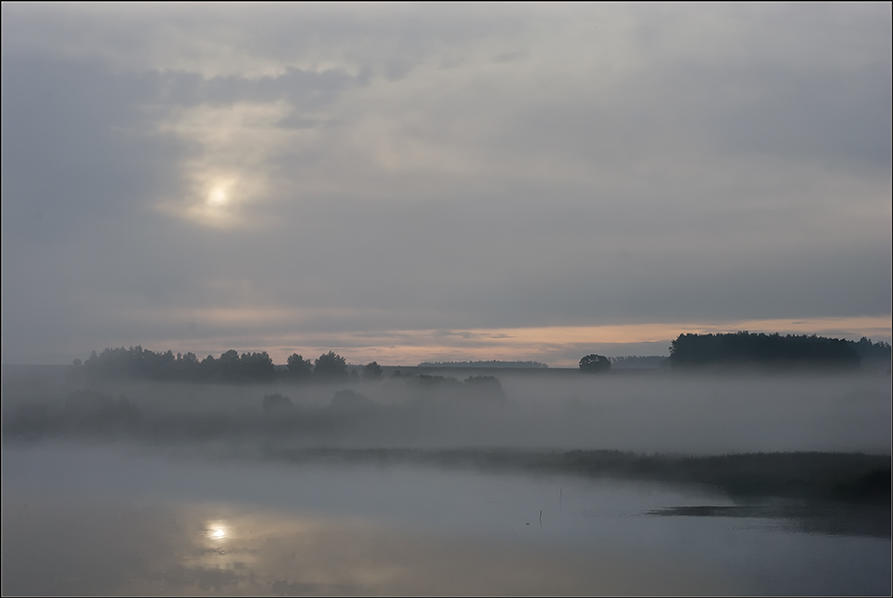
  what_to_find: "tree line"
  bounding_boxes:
[75,331,891,381]
[667,332,891,369]
[578,333,890,372]
[74,346,383,382]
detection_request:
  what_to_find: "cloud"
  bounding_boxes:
[2,3,890,364]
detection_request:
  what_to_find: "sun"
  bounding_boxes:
[207,185,229,207]
[178,176,246,228]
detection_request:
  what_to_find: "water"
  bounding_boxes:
[2,443,890,596]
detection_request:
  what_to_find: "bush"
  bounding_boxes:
[579,354,611,373]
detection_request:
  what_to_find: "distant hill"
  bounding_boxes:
[610,356,669,370]
[418,360,549,369]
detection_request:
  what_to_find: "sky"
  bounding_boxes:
[1,2,891,367]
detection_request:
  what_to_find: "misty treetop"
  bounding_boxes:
[363,361,383,379]
[852,336,893,361]
[76,346,354,382]
[77,346,276,381]
[579,354,611,373]
[668,332,891,369]
[313,351,348,380]
[286,353,313,378]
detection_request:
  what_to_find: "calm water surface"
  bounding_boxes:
[2,444,890,596]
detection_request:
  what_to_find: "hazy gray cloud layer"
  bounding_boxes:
[2,3,890,364]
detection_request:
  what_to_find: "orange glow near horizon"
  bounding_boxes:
[141,315,892,368]
[461,316,893,345]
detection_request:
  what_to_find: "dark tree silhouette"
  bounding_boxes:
[200,354,217,378]
[81,346,273,382]
[238,351,275,380]
[579,354,611,373]
[286,353,313,379]
[314,351,348,380]
[854,337,892,362]
[363,361,383,379]
[667,331,879,369]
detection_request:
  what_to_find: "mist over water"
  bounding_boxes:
[2,366,891,595]
[3,366,889,453]
[3,2,891,594]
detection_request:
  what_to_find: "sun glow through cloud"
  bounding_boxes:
[153,101,295,229]
[207,184,229,208]
[1,3,889,367]
[206,522,228,541]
